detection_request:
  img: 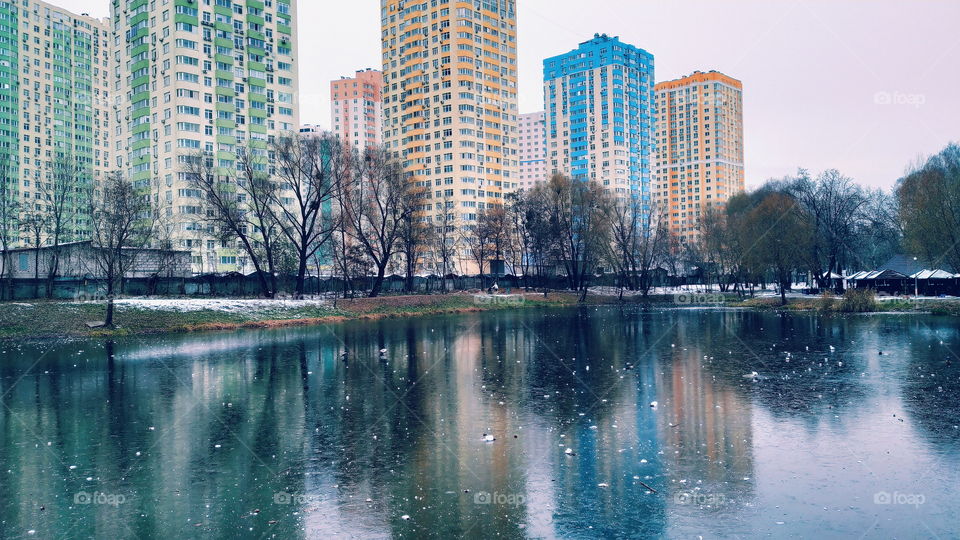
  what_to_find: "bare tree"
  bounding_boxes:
[20,209,47,296]
[464,208,494,288]
[606,199,639,293]
[398,199,430,293]
[185,149,280,297]
[698,205,738,292]
[0,154,19,300]
[605,199,669,297]
[40,151,90,297]
[538,174,612,298]
[513,188,553,291]
[428,192,460,291]
[90,172,152,327]
[271,134,345,298]
[341,147,413,298]
[144,213,182,295]
[504,191,533,288]
[485,204,512,279]
[790,169,867,285]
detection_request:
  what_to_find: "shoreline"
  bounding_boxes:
[1,292,956,342]
[0,293,588,342]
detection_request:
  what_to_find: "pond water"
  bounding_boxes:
[0,307,958,539]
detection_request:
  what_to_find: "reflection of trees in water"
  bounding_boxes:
[7,308,923,538]
[0,331,313,539]
[301,315,532,537]
[902,323,960,453]
[693,311,871,423]
[519,308,632,426]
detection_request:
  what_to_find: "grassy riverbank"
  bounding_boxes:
[0,293,584,341]
[729,294,960,316]
[0,290,734,341]
[6,289,950,341]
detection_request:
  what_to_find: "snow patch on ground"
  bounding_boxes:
[114,298,330,314]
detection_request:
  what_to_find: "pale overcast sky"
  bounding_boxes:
[58,0,960,189]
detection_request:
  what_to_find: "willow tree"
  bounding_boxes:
[740,192,814,305]
[897,143,960,272]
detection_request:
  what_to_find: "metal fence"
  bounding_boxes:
[0,270,686,300]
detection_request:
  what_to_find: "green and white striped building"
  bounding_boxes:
[0,0,113,246]
[110,0,300,273]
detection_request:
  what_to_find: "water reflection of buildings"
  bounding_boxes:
[0,309,762,539]
[654,321,755,529]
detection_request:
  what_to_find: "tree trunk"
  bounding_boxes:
[369,263,387,298]
[105,277,116,327]
[405,258,415,293]
[295,255,308,300]
[105,297,115,327]
[33,247,41,299]
[4,254,12,301]
[254,271,272,299]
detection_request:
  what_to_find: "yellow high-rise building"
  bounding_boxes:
[655,71,744,245]
[380,0,519,273]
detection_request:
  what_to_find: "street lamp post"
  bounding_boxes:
[913,257,919,297]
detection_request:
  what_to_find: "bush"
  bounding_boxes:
[818,291,837,311]
[839,288,878,312]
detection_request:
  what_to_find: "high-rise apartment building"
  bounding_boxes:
[380,0,519,268]
[0,1,113,246]
[330,68,382,151]
[543,34,655,202]
[655,70,744,244]
[518,111,546,189]
[111,0,300,273]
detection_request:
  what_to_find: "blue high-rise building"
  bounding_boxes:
[543,34,655,203]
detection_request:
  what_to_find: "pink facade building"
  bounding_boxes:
[330,68,383,151]
[519,111,547,189]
